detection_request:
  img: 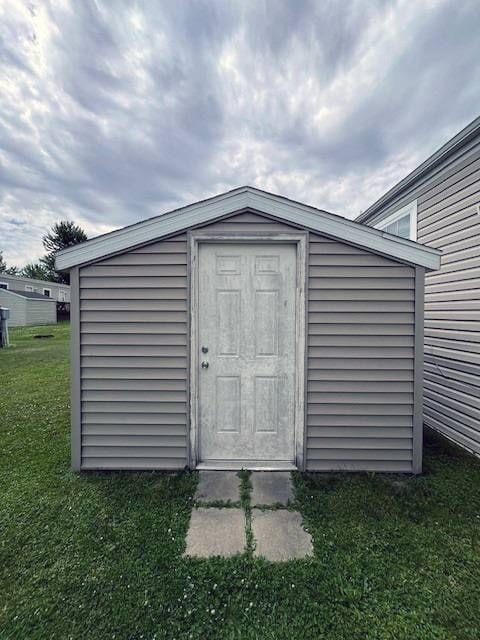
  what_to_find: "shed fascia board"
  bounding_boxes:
[357,115,480,224]
[55,187,441,271]
[56,188,249,270]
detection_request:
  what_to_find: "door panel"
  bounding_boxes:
[216,376,241,432]
[197,243,297,465]
[216,290,240,355]
[254,376,278,433]
[255,290,278,356]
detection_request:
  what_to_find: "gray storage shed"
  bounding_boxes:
[0,288,57,327]
[56,187,440,474]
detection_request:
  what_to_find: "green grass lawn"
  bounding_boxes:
[1,324,479,639]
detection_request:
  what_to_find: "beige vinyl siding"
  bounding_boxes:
[79,234,188,470]
[365,141,480,455]
[307,234,415,472]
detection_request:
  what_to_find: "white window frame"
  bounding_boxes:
[375,200,417,241]
[43,288,52,297]
[25,285,34,292]
[0,282,9,290]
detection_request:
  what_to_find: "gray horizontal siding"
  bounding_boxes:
[25,299,56,326]
[417,147,480,456]
[365,140,480,456]
[306,461,411,471]
[0,290,56,326]
[0,290,26,326]
[81,458,184,470]
[307,236,415,472]
[79,234,188,470]
[78,211,417,471]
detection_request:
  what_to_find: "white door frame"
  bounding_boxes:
[189,231,307,470]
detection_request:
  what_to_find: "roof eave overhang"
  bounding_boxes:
[357,115,480,224]
[55,188,441,272]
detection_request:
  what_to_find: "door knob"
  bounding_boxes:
[201,346,208,353]
[201,361,209,369]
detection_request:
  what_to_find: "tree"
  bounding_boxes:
[0,251,19,275]
[21,262,50,281]
[40,221,88,284]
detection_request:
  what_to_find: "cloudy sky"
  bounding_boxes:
[1,0,479,267]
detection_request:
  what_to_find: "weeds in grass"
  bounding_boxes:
[195,499,242,509]
[238,469,254,555]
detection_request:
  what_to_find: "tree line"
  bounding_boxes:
[0,221,87,285]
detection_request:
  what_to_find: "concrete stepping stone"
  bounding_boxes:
[251,471,294,506]
[194,471,240,502]
[252,509,313,561]
[184,508,246,557]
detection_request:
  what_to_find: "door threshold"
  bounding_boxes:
[195,460,297,471]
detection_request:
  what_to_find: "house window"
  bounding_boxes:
[58,290,66,302]
[375,201,417,240]
[43,288,52,297]
[25,285,34,292]
[0,282,8,290]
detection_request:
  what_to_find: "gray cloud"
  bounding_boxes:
[0,0,479,266]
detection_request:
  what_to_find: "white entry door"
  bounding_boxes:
[197,243,297,467]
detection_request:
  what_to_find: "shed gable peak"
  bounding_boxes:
[55,186,440,271]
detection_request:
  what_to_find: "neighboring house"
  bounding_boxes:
[357,115,480,457]
[56,186,439,473]
[0,274,70,302]
[0,288,56,326]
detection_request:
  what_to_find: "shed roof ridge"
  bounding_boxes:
[56,186,333,259]
[55,186,441,271]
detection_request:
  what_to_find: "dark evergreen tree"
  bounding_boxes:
[21,262,50,281]
[40,221,88,284]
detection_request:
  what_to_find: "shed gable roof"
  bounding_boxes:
[56,186,441,271]
[0,289,56,301]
